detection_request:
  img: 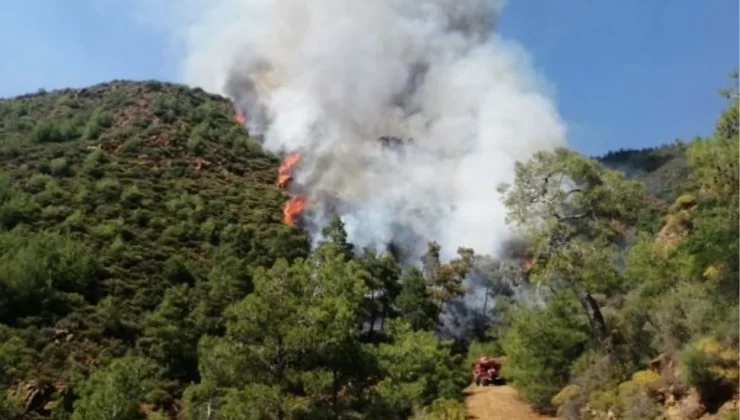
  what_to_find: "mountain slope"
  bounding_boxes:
[0,80,309,417]
[597,142,691,202]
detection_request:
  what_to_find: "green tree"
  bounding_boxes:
[421,243,474,306]
[370,320,467,418]
[316,215,354,261]
[139,284,200,381]
[0,175,37,229]
[498,147,648,347]
[499,291,589,412]
[185,246,369,419]
[680,85,739,299]
[396,267,439,332]
[0,230,99,323]
[192,245,253,335]
[357,249,402,341]
[71,356,162,420]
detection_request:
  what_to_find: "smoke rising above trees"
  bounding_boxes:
[143,0,567,260]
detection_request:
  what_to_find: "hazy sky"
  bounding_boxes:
[1,0,737,156]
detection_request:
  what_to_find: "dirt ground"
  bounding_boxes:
[465,384,556,420]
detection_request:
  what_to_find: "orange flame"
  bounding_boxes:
[231,104,307,227]
[277,152,306,226]
[234,109,246,125]
[520,254,533,274]
[277,152,302,189]
[283,196,307,226]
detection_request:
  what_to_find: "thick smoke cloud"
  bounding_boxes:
[141,0,567,260]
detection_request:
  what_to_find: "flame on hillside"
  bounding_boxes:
[234,109,246,125]
[283,195,307,226]
[277,153,302,189]
[232,109,305,226]
[277,152,306,226]
[520,255,533,274]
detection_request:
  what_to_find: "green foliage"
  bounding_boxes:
[372,321,467,417]
[187,248,370,418]
[499,291,589,412]
[82,108,113,140]
[0,174,40,228]
[496,73,740,418]
[179,239,469,419]
[0,75,736,419]
[679,337,739,411]
[71,355,163,420]
[598,142,690,202]
[0,229,99,323]
[0,81,313,418]
[32,119,81,143]
[396,267,439,331]
[499,145,650,350]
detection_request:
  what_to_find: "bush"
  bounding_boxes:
[187,133,206,156]
[32,120,78,143]
[26,173,52,194]
[553,346,645,419]
[0,178,37,229]
[82,109,113,140]
[121,185,145,207]
[0,231,99,322]
[71,355,163,420]
[679,337,739,411]
[82,149,109,178]
[644,281,724,355]
[49,157,72,177]
[95,178,122,201]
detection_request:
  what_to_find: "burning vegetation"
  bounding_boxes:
[233,109,246,125]
[235,108,307,226]
[277,152,307,226]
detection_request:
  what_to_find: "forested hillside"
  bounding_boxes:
[0,81,473,419]
[482,74,739,419]
[598,142,690,203]
[0,74,736,420]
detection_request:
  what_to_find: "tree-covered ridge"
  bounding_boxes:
[598,141,690,203]
[0,81,477,419]
[0,80,311,418]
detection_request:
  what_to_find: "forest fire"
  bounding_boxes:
[232,107,306,226]
[283,196,307,226]
[277,153,302,189]
[520,255,533,274]
[503,239,534,275]
[234,109,246,125]
[277,153,306,226]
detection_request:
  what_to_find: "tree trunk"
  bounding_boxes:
[572,284,612,350]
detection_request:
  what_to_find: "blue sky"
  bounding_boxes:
[1,0,737,156]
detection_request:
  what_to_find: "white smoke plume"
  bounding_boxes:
[140,0,567,261]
